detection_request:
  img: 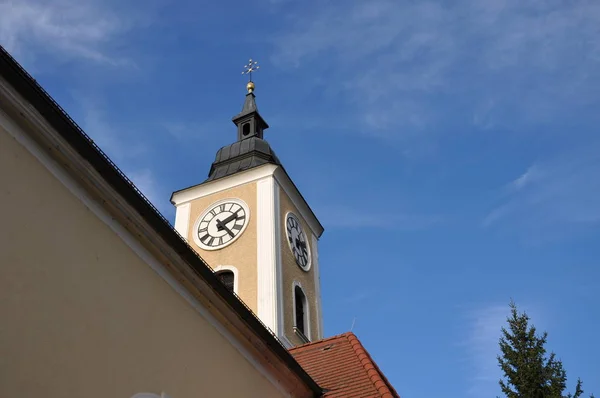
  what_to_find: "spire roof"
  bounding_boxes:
[205,136,281,182]
[231,92,269,131]
[205,81,278,182]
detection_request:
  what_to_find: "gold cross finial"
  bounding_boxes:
[242,58,260,93]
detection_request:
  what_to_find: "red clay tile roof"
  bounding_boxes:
[289,332,400,398]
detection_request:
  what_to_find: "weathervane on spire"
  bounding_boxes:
[242,58,260,93]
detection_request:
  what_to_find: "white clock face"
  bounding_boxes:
[193,199,249,250]
[285,212,311,271]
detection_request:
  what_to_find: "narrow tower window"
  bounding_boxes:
[242,123,250,136]
[216,270,235,293]
[294,285,308,339]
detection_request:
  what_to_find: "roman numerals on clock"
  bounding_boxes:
[193,199,250,251]
[285,212,311,271]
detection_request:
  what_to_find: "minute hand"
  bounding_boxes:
[216,211,239,230]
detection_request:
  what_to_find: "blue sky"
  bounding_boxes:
[2,0,599,396]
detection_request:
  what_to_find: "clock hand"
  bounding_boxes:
[295,239,309,258]
[216,219,235,238]
[222,226,235,238]
[216,211,240,230]
[295,237,307,251]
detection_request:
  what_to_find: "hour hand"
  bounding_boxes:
[216,219,235,238]
[217,211,239,228]
[295,237,307,251]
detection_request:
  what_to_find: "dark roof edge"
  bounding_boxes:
[0,45,322,396]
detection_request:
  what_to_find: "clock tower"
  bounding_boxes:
[170,73,324,348]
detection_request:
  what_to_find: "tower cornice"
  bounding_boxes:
[170,164,324,239]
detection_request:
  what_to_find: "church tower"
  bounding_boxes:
[170,67,324,348]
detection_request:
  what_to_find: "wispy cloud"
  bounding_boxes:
[0,0,172,212]
[462,304,507,397]
[272,0,600,136]
[0,0,134,65]
[484,144,600,241]
[0,0,173,216]
[509,164,543,192]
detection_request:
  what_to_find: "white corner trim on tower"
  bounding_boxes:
[311,234,324,340]
[273,179,286,342]
[256,176,279,335]
[173,202,191,241]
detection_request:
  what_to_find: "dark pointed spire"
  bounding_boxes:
[204,59,280,182]
[232,90,269,141]
[232,63,269,141]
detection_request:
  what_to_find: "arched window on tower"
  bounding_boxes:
[294,284,310,342]
[216,270,235,293]
[213,266,238,294]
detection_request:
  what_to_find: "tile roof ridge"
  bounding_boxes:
[289,331,354,350]
[345,333,401,398]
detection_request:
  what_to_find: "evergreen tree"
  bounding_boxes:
[497,301,594,398]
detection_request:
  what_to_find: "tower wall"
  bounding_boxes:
[279,187,322,345]
[184,181,259,313]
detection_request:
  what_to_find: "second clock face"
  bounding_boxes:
[286,212,311,271]
[193,199,249,250]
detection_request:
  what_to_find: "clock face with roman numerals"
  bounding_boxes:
[285,212,311,271]
[192,199,249,251]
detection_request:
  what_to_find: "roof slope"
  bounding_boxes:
[206,136,281,182]
[290,332,400,398]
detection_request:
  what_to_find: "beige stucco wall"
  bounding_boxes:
[186,183,258,312]
[278,186,320,346]
[0,124,283,397]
